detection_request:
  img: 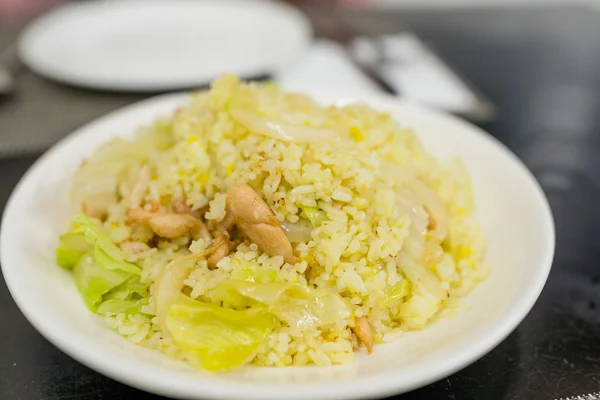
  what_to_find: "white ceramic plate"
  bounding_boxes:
[0,91,554,400]
[18,0,312,91]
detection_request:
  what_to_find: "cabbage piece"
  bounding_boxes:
[97,276,150,316]
[73,253,133,311]
[93,246,141,275]
[56,232,89,269]
[104,276,147,301]
[69,213,141,273]
[210,281,352,329]
[230,265,279,284]
[58,214,143,311]
[71,162,125,218]
[384,163,449,241]
[154,250,218,333]
[230,109,339,143]
[154,256,196,330]
[166,299,275,371]
[280,219,313,243]
[71,122,173,216]
[85,122,173,165]
[97,299,147,316]
[381,279,410,307]
[72,214,139,272]
[396,191,448,301]
[301,207,328,227]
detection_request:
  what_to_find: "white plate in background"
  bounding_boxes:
[0,91,554,399]
[18,0,312,91]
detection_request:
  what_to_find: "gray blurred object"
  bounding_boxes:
[303,4,495,122]
[0,44,19,96]
[0,24,147,159]
[349,33,496,122]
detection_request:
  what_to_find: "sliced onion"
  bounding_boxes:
[71,157,131,217]
[230,109,339,143]
[395,189,448,301]
[410,180,448,241]
[384,163,449,241]
[153,256,195,335]
[398,260,447,301]
[280,219,313,243]
[153,246,218,336]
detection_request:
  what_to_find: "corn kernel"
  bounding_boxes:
[350,126,364,142]
[196,172,209,183]
[458,246,471,259]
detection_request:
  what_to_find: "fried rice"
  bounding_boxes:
[56,74,488,371]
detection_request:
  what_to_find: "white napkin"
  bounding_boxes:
[353,33,481,113]
[276,36,492,120]
[275,40,382,96]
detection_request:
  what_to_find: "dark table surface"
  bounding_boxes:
[1,4,600,400]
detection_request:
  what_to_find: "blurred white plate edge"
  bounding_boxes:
[18,0,312,92]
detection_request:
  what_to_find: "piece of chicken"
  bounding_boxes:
[207,236,230,269]
[207,236,244,270]
[171,197,192,214]
[127,208,212,242]
[171,197,207,219]
[226,184,299,264]
[219,209,237,231]
[352,316,373,354]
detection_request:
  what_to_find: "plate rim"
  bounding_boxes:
[0,91,555,400]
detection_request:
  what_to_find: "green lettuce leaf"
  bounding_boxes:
[166,298,275,371]
[56,232,89,269]
[72,214,140,274]
[73,253,133,311]
[210,281,351,329]
[58,213,144,312]
[93,247,141,275]
[103,276,148,301]
[98,276,150,316]
[97,298,148,316]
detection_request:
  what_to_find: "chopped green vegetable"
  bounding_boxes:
[381,279,410,307]
[93,247,141,275]
[73,253,133,311]
[301,207,328,227]
[97,298,148,316]
[230,265,279,284]
[154,254,201,331]
[210,281,351,329]
[58,213,145,312]
[166,298,275,371]
[72,214,134,266]
[56,232,89,269]
[103,276,147,301]
[98,277,149,316]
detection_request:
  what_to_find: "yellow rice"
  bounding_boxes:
[78,74,487,368]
